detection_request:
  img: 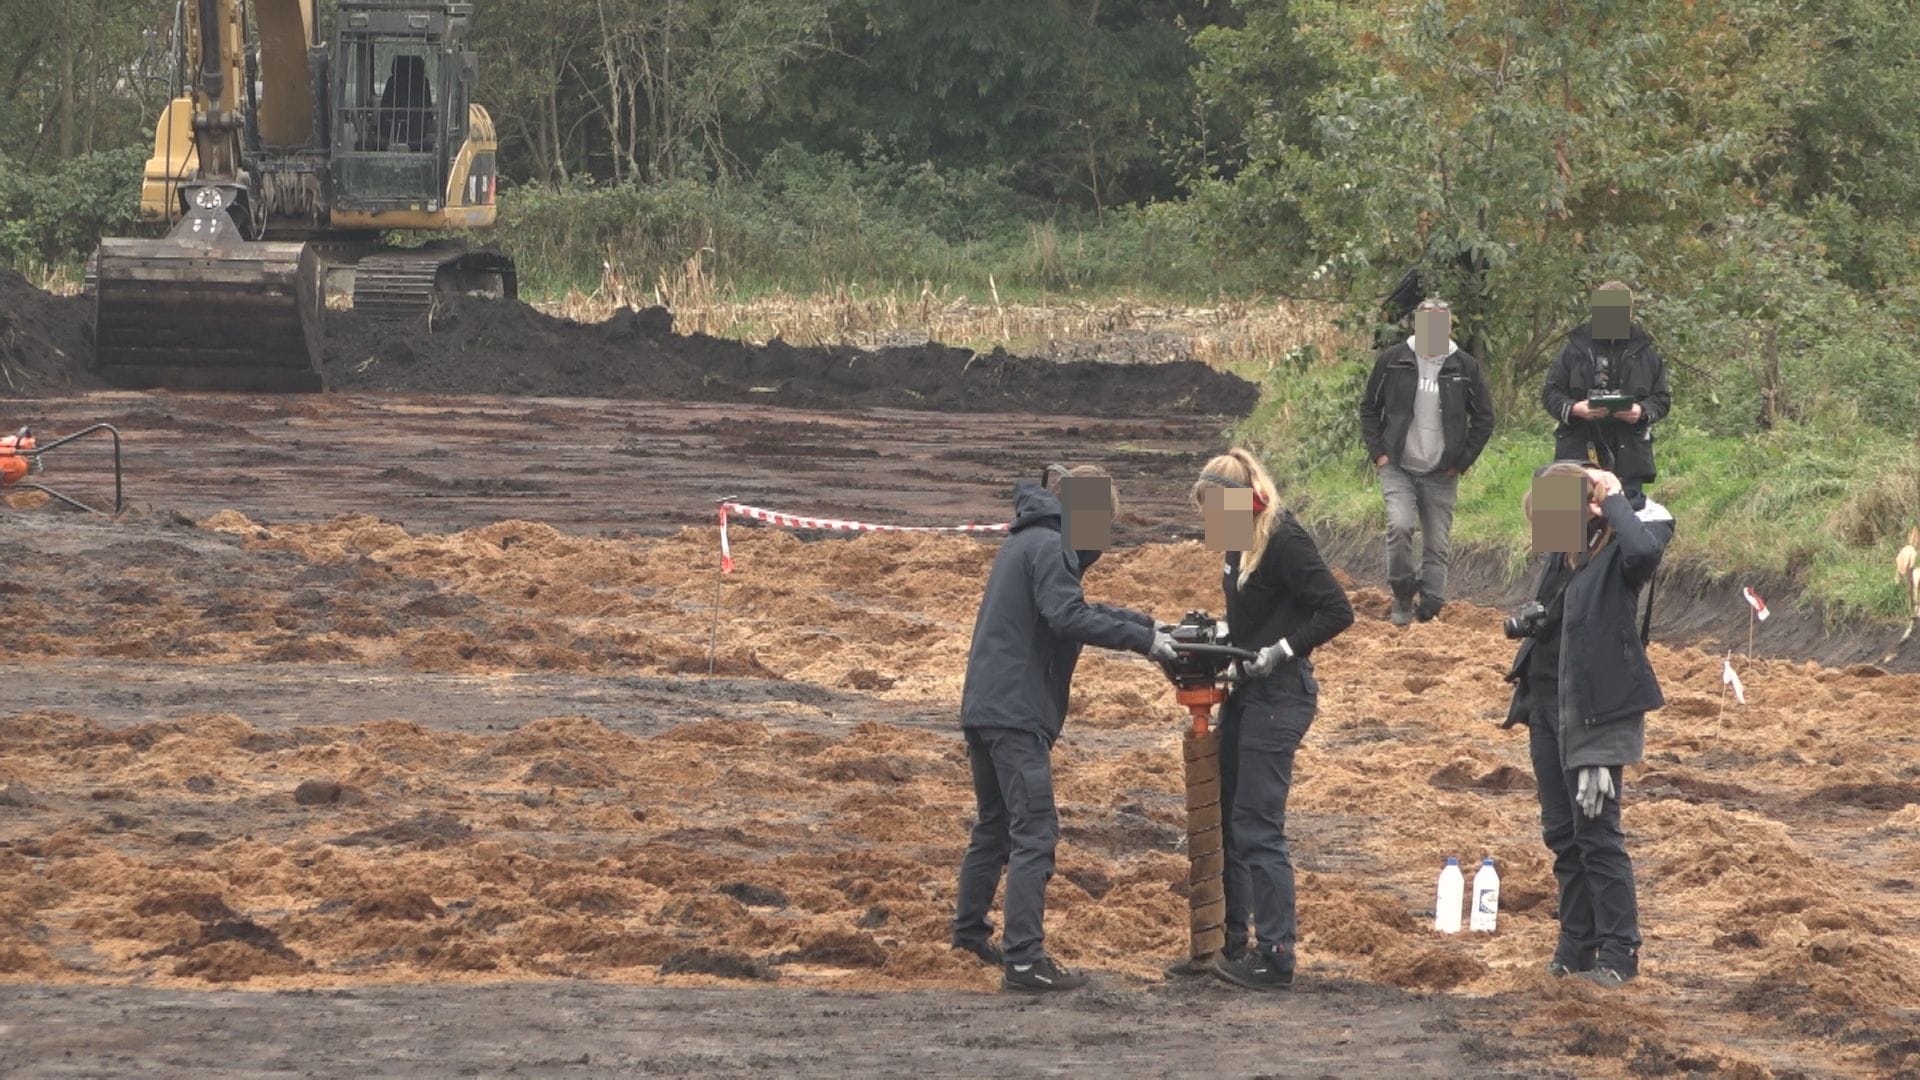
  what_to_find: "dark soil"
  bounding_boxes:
[319,295,1257,417]
[0,269,103,395]
[7,272,1253,416]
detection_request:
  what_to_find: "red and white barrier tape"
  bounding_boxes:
[718,500,1009,573]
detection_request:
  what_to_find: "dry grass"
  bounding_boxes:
[539,257,1353,370]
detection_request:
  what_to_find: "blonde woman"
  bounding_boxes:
[1502,462,1674,987]
[1189,449,1354,991]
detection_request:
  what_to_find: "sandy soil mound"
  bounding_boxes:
[319,295,1257,416]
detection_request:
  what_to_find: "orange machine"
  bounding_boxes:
[1,425,123,516]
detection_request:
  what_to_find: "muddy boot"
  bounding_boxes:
[1577,966,1635,988]
[1165,941,1240,978]
[1003,955,1088,993]
[1211,946,1294,991]
[951,937,1003,967]
[1415,595,1445,623]
[1389,593,1415,627]
[1547,942,1595,977]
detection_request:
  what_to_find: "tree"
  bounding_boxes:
[1192,0,1827,411]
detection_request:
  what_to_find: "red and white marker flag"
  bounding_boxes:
[717,500,1010,574]
[1743,586,1769,621]
[1722,656,1747,705]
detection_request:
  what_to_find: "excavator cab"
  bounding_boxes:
[332,7,466,209]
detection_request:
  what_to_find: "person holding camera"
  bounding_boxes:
[1187,450,1354,991]
[951,464,1179,993]
[1543,282,1672,493]
[1503,461,1674,987]
[1360,298,1497,626]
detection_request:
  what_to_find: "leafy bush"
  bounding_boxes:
[0,147,147,270]
[489,144,1236,299]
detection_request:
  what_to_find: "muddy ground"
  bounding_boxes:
[2,385,1918,1077]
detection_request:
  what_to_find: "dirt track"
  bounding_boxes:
[2,385,1919,1078]
[3,392,1228,538]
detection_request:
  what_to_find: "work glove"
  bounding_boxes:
[1244,639,1294,678]
[1575,766,1616,819]
[1148,631,1179,664]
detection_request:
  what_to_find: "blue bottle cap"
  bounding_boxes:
[1444,856,1458,865]
[1481,856,1495,865]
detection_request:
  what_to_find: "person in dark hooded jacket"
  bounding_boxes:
[1543,283,1672,492]
[1504,462,1674,988]
[951,469,1176,992]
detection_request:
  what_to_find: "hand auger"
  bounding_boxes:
[0,424,124,517]
[1155,613,1259,974]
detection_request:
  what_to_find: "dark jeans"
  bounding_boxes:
[951,726,1058,964]
[1528,706,1641,973]
[1218,659,1318,958]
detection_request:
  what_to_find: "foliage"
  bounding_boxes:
[0,147,147,268]
[489,146,1243,299]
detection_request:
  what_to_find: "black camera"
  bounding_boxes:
[1504,600,1548,640]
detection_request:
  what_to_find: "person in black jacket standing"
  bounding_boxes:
[1359,298,1497,625]
[1543,283,1672,494]
[1503,461,1674,987]
[1189,449,1354,991]
[951,466,1177,993]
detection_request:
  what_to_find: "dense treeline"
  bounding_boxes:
[3,1,1920,447]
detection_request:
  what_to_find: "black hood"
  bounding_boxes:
[1010,481,1063,533]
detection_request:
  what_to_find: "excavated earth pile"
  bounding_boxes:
[318,296,1258,415]
[2,273,1256,416]
[0,269,102,396]
[2,513,1917,1078]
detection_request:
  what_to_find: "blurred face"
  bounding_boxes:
[1415,305,1451,356]
[1528,471,1592,554]
[1592,288,1632,341]
[1202,485,1256,551]
[1060,474,1114,551]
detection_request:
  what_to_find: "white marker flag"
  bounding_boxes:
[1722,657,1747,705]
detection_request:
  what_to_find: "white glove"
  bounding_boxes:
[1148,631,1179,664]
[1245,639,1294,678]
[1576,766,1616,819]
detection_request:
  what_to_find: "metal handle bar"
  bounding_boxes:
[1168,642,1260,662]
[16,423,122,517]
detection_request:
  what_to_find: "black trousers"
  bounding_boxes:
[951,726,1058,964]
[1528,705,1642,973]
[1218,659,1318,958]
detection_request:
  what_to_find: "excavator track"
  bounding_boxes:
[351,243,517,319]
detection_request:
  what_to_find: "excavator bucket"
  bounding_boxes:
[92,187,326,393]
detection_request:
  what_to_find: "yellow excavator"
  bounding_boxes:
[92,0,515,391]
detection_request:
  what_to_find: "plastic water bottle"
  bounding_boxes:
[1470,857,1500,932]
[1433,857,1464,933]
